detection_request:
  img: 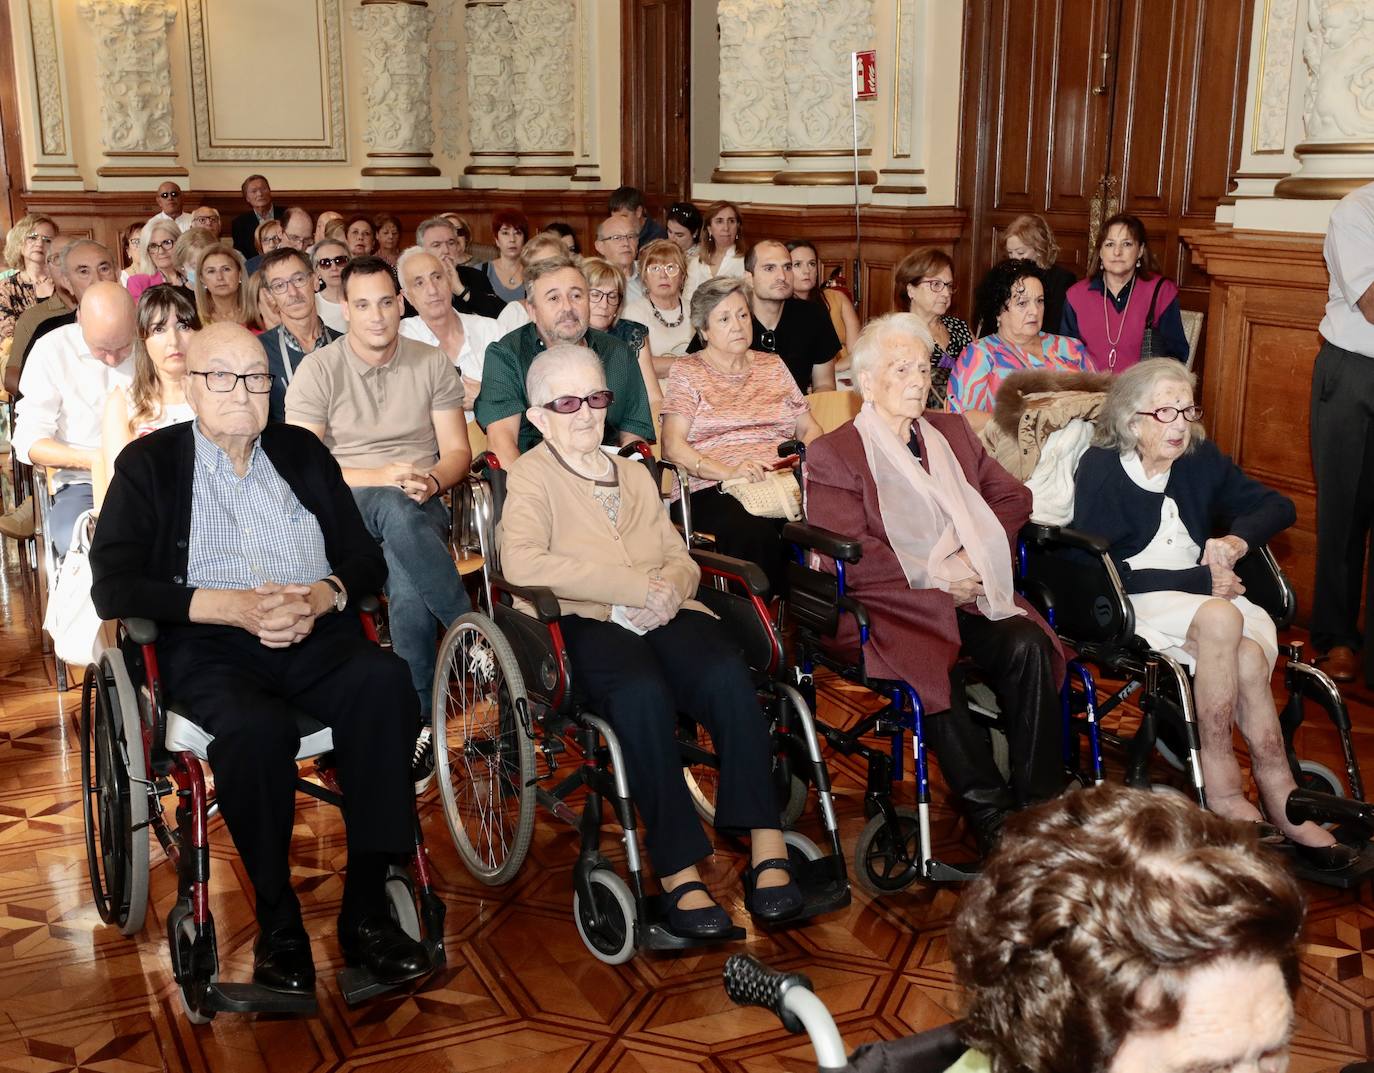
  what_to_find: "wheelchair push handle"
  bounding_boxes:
[779,440,805,462]
[723,954,849,1071]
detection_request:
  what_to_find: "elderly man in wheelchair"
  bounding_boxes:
[497,343,806,938]
[1067,358,1356,869]
[89,323,434,1007]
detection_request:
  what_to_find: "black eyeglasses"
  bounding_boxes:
[146,237,176,252]
[315,255,349,269]
[190,370,275,394]
[1136,405,1203,423]
[541,389,614,414]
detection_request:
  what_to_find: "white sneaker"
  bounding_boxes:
[410,726,435,795]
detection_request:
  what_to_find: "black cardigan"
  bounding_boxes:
[1071,440,1296,595]
[90,421,386,626]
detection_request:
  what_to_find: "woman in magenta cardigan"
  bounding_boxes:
[1060,213,1189,371]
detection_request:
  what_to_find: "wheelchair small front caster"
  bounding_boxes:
[573,867,637,965]
[853,808,922,895]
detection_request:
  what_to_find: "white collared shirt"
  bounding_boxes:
[399,312,499,384]
[13,322,133,487]
[153,209,194,233]
[1320,180,1374,357]
[495,298,532,336]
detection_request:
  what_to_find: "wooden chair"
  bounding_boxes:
[807,389,862,433]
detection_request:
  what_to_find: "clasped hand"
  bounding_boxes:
[380,460,434,504]
[623,575,682,632]
[1201,536,1248,599]
[946,548,985,607]
[237,582,320,648]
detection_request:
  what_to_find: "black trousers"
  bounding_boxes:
[559,610,777,877]
[923,611,1064,809]
[157,614,420,930]
[1310,340,1374,674]
[683,488,788,597]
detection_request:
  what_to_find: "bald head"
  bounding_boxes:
[187,322,264,370]
[78,282,137,367]
[185,323,271,442]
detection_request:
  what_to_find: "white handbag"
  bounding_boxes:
[718,471,803,521]
[42,510,108,667]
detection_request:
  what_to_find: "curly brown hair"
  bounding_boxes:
[949,784,1305,1073]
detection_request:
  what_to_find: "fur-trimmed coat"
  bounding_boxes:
[978,368,1114,480]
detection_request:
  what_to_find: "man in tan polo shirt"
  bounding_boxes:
[285,256,472,791]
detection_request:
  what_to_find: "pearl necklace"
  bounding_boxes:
[650,298,685,328]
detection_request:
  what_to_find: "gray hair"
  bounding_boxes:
[58,238,110,273]
[689,275,749,334]
[309,237,348,267]
[415,216,456,246]
[1093,358,1205,453]
[524,252,584,299]
[848,312,935,399]
[525,343,606,407]
[394,244,434,289]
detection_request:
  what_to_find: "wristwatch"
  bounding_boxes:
[322,576,347,613]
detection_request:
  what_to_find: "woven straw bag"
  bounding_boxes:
[719,471,802,521]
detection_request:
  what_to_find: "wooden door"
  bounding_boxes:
[958,0,1253,338]
[620,0,691,204]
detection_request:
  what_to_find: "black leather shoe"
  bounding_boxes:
[966,804,1008,859]
[742,857,804,922]
[253,925,315,994]
[340,916,431,985]
[1294,840,1362,872]
[662,881,734,940]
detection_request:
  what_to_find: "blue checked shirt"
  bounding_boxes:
[187,421,331,590]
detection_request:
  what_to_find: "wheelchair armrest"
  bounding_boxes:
[1021,522,1111,556]
[618,440,655,461]
[692,548,770,597]
[471,450,502,475]
[782,521,862,564]
[491,574,562,623]
[124,617,160,645]
[778,440,804,461]
[357,594,381,615]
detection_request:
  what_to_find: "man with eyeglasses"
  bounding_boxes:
[414,216,503,319]
[475,252,654,466]
[286,257,472,792]
[593,213,645,300]
[9,282,136,553]
[256,247,341,423]
[152,181,194,232]
[190,206,222,239]
[686,239,841,393]
[280,207,314,253]
[89,322,433,996]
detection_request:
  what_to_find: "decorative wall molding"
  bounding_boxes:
[507,0,576,172]
[433,40,463,159]
[1253,0,1299,153]
[782,0,875,154]
[1300,0,1374,141]
[890,0,919,159]
[351,0,438,173]
[464,2,517,171]
[76,0,178,155]
[717,0,789,156]
[184,0,347,162]
[27,0,65,156]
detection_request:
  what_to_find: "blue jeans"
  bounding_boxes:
[352,487,470,720]
[51,483,94,557]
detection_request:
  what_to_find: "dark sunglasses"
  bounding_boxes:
[541,389,614,414]
[315,255,350,269]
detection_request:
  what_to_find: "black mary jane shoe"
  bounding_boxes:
[1293,840,1362,872]
[1254,821,1286,845]
[742,857,804,922]
[253,924,316,994]
[662,881,734,940]
[340,915,431,985]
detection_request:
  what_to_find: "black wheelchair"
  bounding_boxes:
[78,598,446,1021]
[431,445,850,964]
[1019,522,1374,885]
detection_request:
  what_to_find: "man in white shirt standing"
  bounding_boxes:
[153,181,194,232]
[1311,180,1374,685]
[11,282,136,554]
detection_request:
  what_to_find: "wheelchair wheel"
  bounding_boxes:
[1297,759,1346,799]
[853,808,922,895]
[385,866,421,941]
[433,612,535,885]
[572,868,637,965]
[80,654,150,936]
[167,901,218,1025]
[783,829,823,863]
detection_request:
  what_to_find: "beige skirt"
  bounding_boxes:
[1130,591,1279,675]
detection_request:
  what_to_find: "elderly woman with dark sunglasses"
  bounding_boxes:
[1072,359,1354,870]
[500,343,804,939]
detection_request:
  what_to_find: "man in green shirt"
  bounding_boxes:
[475,253,654,465]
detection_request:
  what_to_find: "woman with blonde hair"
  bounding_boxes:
[622,239,695,361]
[1003,212,1077,336]
[0,213,59,340]
[126,217,184,301]
[95,285,198,507]
[582,254,661,407]
[245,271,279,333]
[194,241,252,326]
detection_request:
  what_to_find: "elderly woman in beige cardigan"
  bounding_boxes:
[499,343,801,938]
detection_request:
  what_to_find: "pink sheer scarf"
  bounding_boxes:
[853,402,1024,621]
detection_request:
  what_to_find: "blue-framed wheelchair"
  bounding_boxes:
[432,444,850,964]
[78,597,446,1021]
[1019,522,1374,885]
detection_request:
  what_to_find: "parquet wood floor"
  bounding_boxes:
[1,540,1372,1072]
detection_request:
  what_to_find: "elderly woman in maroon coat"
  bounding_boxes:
[805,312,1065,850]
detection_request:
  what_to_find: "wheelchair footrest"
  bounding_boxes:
[758,855,851,926]
[336,940,443,1007]
[206,982,318,1016]
[639,897,747,951]
[1280,837,1374,891]
[924,859,979,883]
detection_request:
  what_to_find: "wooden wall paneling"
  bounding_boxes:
[621,0,691,206]
[0,0,27,231]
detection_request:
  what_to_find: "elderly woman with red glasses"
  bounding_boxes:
[500,342,805,939]
[1072,359,1355,871]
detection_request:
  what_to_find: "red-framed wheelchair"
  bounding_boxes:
[429,445,850,964]
[79,596,446,1021]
